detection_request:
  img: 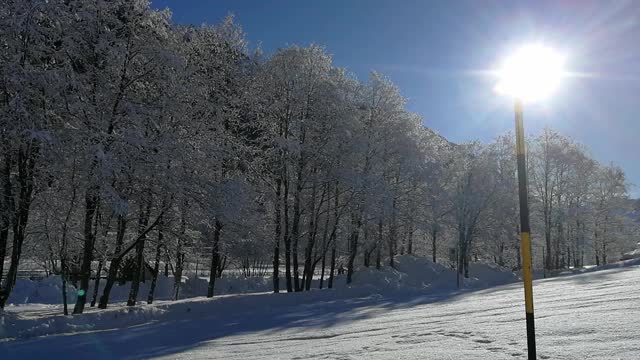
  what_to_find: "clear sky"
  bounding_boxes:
[152,0,640,197]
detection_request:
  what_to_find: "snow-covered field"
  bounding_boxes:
[1,258,639,359]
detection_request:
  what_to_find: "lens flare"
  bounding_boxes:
[494,44,567,102]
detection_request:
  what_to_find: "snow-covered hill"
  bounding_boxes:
[2,259,640,359]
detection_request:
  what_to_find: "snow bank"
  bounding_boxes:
[554,257,640,276]
[351,255,518,292]
[0,255,519,339]
[5,273,284,307]
[621,244,640,261]
[6,256,517,307]
[3,255,640,345]
[467,262,520,288]
[6,276,77,305]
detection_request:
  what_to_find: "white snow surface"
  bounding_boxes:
[1,257,640,359]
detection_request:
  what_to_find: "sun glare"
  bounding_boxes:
[494,44,567,103]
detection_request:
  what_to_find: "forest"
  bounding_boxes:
[0,0,637,315]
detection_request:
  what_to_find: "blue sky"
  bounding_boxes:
[152,0,640,196]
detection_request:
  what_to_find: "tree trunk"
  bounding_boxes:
[594,229,600,266]
[217,255,226,277]
[346,211,361,284]
[319,251,327,289]
[89,260,103,307]
[388,198,398,268]
[362,225,371,268]
[376,220,383,269]
[61,175,79,313]
[0,153,9,298]
[291,167,303,292]
[388,226,396,268]
[174,207,187,301]
[147,217,164,304]
[207,220,222,298]
[127,194,152,307]
[363,249,371,268]
[302,181,319,291]
[318,190,331,290]
[283,175,293,292]
[60,256,69,315]
[0,228,7,296]
[73,185,99,314]
[431,228,437,263]
[458,230,466,277]
[406,224,414,255]
[328,243,336,289]
[272,176,282,293]
[602,217,608,265]
[327,182,340,289]
[544,210,552,270]
[174,252,184,300]
[99,215,127,309]
[464,252,470,278]
[555,222,562,269]
[0,145,37,309]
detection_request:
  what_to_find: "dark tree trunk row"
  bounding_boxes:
[1,145,38,309]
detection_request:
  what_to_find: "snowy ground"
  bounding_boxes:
[1,259,639,359]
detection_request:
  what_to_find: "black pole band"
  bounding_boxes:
[526,312,537,359]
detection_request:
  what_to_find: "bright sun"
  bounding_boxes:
[494,44,567,103]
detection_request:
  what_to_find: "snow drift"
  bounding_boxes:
[6,273,287,307]
[6,255,517,307]
[0,255,522,340]
[351,255,518,292]
[8,255,518,305]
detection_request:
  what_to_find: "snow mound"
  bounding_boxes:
[621,244,640,261]
[467,262,520,288]
[212,274,274,294]
[5,256,519,308]
[350,255,518,293]
[7,276,77,305]
[6,273,283,307]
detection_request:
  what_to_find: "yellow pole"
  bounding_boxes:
[515,99,537,359]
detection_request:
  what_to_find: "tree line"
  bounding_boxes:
[1,0,636,314]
